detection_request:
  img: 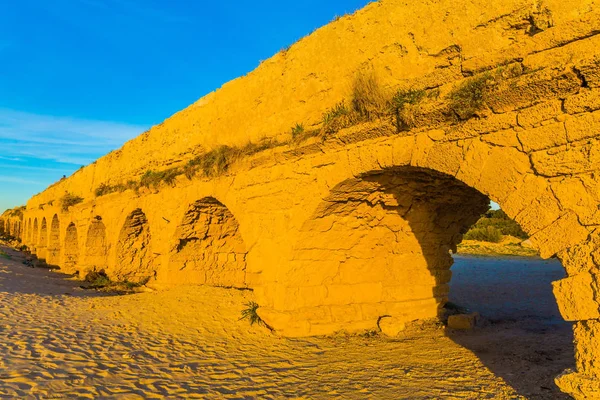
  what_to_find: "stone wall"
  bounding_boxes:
[0,209,23,241]
[3,0,600,397]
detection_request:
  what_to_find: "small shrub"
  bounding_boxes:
[448,73,493,120]
[291,123,305,139]
[351,71,389,121]
[240,138,278,156]
[390,88,426,131]
[122,277,150,289]
[60,193,84,212]
[321,101,360,135]
[184,162,197,180]
[126,180,139,191]
[198,145,238,177]
[95,183,114,197]
[140,168,180,189]
[9,207,25,218]
[322,101,349,125]
[464,225,503,243]
[84,269,110,288]
[240,301,268,327]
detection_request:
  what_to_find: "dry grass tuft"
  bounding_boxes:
[351,70,389,121]
[60,193,84,211]
[447,73,493,120]
[390,88,426,131]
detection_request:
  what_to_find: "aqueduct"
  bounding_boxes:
[2,0,600,397]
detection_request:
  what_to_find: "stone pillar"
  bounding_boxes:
[553,234,600,398]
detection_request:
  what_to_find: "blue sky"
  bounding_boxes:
[0,0,371,211]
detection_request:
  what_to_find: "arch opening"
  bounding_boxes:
[47,214,61,266]
[38,217,48,260]
[83,218,109,275]
[32,219,39,251]
[260,164,575,396]
[63,223,79,274]
[168,197,247,287]
[274,166,488,336]
[27,219,32,243]
[114,209,155,283]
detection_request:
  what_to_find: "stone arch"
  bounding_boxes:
[38,217,48,259]
[83,218,109,274]
[265,166,489,336]
[0,219,4,236]
[113,208,155,283]
[47,214,60,266]
[168,197,247,287]
[63,223,79,273]
[32,218,39,247]
[27,219,32,243]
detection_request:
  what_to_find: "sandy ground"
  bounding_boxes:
[457,237,539,258]
[0,246,573,399]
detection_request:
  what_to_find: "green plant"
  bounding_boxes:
[60,193,84,212]
[322,101,350,125]
[240,301,268,327]
[464,225,503,243]
[448,72,493,120]
[95,183,114,197]
[390,88,426,131]
[184,161,197,180]
[473,209,528,239]
[140,168,180,189]
[84,270,111,288]
[291,123,305,139]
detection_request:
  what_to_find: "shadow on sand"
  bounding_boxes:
[0,244,121,298]
[445,255,574,400]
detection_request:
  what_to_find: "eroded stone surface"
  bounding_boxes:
[2,0,600,397]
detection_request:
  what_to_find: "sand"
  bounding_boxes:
[0,245,573,399]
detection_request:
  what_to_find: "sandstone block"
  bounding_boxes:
[378,316,406,337]
[563,89,600,114]
[553,272,600,321]
[517,100,563,128]
[530,212,590,259]
[531,139,600,177]
[555,370,600,400]
[565,109,600,143]
[447,313,480,330]
[517,122,567,152]
[573,320,600,376]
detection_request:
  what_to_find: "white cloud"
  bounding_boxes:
[0,108,147,165]
[0,176,44,185]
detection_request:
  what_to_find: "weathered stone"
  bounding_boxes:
[556,369,600,400]
[573,320,600,376]
[563,88,600,114]
[447,313,480,330]
[565,109,600,143]
[517,99,563,128]
[518,122,568,152]
[530,212,590,259]
[531,139,600,177]
[378,316,406,337]
[2,2,600,397]
[553,272,600,321]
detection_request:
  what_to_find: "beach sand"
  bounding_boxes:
[0,245,572,399]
